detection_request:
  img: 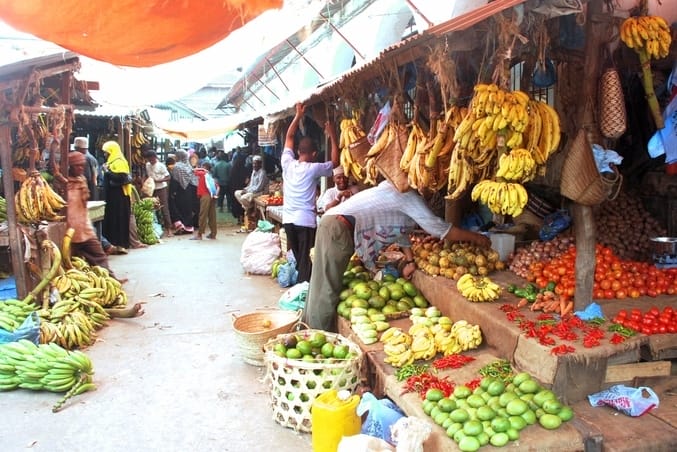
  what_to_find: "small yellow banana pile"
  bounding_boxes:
[381,326,415,368]
[450,320,483,351]
[15,171,66,223]
[456,273,502,302]
[339,116,368,181]
[409,323,437,361]
[53,258,127,308]
[495,148,537,183]
[620,15,671,59]
[37,297,105,349]
[431,321,463,356]
[470,180,528,217]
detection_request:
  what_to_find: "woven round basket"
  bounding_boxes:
[231,309,302,366]
[263,329,363,432]
[560,129,606,206]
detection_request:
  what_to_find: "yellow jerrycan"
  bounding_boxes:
[311,389,361,452]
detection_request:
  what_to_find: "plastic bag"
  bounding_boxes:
[277,262,298,288]
[338,434,395,452]
[367,101,391,145]
[390,416,433,452]
[257,220,275,232]
[357,392,405,444]
[0,311,40,344]
[588,384,659,417]
[278,281,309,311]
[141,177,155,197]
[240,231,281,275]
[539,209,571,241]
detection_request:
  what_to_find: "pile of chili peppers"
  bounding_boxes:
[499,304,633,355]
[432,354,476,370]
[401,372,455,399]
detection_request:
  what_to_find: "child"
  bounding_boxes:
[192,161,219,240]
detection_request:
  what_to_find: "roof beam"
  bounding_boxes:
[264,57,290,92]
[404,0,433,28]
[285,39,324,79]
[319,12,365,60]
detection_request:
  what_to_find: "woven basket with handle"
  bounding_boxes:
[599,67,627,139]
[560,129,607,206]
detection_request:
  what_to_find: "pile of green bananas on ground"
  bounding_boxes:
[0,195,7,222]
[0,298,36,332]
[0,339,95,412]
[132,198,159,245]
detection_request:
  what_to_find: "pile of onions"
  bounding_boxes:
[508,236,575,278]
[594,190,666,262]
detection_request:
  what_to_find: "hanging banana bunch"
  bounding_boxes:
[15,171,67,223]
[619,14,672,129]
[338,115,367,182]
[447,83,561,200]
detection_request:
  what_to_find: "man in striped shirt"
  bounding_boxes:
[303,180,491,332]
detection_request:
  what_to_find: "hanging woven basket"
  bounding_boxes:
[599,67,627,139]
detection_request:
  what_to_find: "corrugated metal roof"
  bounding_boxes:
[0,51,78,81]
[224,0,529,127]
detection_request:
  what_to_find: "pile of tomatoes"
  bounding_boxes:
[526,243,677,300]
[612,306,677,335]
[266,195,283,206]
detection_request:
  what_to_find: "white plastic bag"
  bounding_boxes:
[588,384,660,417]
[390,416,433,452]
[338,434,394,452]
[240,231,281,274]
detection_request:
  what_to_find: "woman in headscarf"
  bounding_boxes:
[170,149,199,233]
[101,141,131,249]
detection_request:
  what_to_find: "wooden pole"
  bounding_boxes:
[0,126,28,298]
[573,0,604,311]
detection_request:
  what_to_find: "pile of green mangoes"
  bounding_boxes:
[337,264,429,319]
[270,331,355,362]
[422,372,573,451]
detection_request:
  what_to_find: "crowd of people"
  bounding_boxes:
[53,106,490,333]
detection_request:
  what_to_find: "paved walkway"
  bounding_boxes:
[2,214,313,452]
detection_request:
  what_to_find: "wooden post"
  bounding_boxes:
[0,126,28,298]
[573,0,604,310]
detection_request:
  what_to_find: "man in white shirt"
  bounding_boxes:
[282,102,339,283]
[317,166,359,214]
[144,148,173,237]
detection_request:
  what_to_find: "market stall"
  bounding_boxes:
[252,0,677,450]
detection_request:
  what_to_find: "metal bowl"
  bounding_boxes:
[650,237,677,267]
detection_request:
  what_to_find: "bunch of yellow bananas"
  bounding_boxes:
[456,273,502,303]
[132,129,149,148]
[338,117,368,181]
[471,179,528,217]
[450,320,483,351]
[620,15,671,59]
[381,326,415,368]
[0,339,96,411]
[524,100,561,165]
[430,320,463,356]
[495,148,537,182]
[15,171,66,223]
[409,323,437,361]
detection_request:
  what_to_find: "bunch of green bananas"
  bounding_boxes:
[15,171,67,224]
[0,298,35,332]
[52,260,127,309]
[132,198,159,245]
[0,339,95,412]
[0,195,7,222]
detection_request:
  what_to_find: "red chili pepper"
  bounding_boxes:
[432,354,476,370]
[538,335,556,346]
[506,310,525,322]
[500,304,517,312]
[551,344,576,355]
[537,313,555,321]
[610,333,626,344]
[402,372,455,399]
[465,378,482,390]
[565,316,585,329]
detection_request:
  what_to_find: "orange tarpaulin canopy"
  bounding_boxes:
[0,0,282,67]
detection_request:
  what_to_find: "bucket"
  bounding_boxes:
[490,233,515,262]
[311,389,361,452]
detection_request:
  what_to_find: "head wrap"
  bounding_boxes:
[253,155,262,162]
[74,137,88,149]
[172,149,195,189]
[102,141,131,197]
[68,151,86,165]
[332,167,344,177]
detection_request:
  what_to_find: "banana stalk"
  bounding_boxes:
[637,47,664,129]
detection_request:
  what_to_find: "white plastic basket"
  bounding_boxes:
[263,329,363,432]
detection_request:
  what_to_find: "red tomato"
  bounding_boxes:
[646,289,658,298]
[658,325,667,334]
[649,306,660,317]
[617,310,628,318]
[615,289,627,299]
